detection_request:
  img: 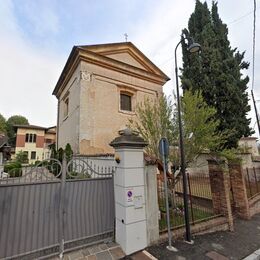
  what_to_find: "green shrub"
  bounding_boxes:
[4,161,22,177]
[67,171,91,179]
[15,151,29,164]
[34,160,42,166]
[65,143,73,161]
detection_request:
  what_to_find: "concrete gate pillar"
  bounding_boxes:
[110,129,149,255]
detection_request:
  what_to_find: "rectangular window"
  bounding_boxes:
[31,151,36,160]
[120,93,132,111]
[64,98,69,118]
[25,133,37,143]
[24,151,28,159]
[45,138,53,144]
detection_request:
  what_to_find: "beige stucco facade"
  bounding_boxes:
[54,42,169,154]
[238,137,259,156]
[15,126,56,164]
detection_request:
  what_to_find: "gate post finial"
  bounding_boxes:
[110,128,148,149]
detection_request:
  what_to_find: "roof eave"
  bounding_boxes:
[52,46,79,96]
[79,42,170,81]
[53,44,170,98]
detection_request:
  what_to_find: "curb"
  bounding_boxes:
[243,249,260,260]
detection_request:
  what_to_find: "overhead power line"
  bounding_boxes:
[252,0,257,90]
[159,7,259,68]
[228,6,259,25]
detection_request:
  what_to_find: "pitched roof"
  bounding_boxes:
[78,42,169,77]
[240,136,258,141]
[53,42,170,97]
[14,125,56,133]
[13,124,47,130]
[0,135,8,149]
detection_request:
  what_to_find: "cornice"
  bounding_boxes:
[53,45,170,98]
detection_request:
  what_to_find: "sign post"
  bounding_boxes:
[159,138,178,252]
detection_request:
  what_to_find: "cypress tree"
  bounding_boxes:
[181,0,253,148]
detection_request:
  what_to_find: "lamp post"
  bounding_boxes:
[251,90,260,137]
[174,36,201,243]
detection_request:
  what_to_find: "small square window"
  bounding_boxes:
[120,93,132,111]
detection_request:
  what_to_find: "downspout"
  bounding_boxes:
[56,99,60,150]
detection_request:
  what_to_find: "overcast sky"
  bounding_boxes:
[0,0,259,134]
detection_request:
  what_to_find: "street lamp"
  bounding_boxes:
[251,90,260,137]
[174,36,201,243]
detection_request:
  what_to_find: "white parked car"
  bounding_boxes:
[0,170,9,179]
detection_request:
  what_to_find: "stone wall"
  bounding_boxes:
[249,195,260,217]
[159,217,229,241]
[158,159,260,244]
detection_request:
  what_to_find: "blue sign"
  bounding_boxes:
[159,138,169,157]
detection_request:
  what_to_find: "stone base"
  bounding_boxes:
[49,242,125,260]
[249,194,260,217]
[159,216,229,242]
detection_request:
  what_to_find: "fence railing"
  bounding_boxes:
[157,171,216,232]
[244,167,260,199]
[0,156,116,185]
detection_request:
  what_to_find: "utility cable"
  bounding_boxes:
[158,6,259,67]
[252,0,257,90]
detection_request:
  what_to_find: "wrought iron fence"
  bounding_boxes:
[0,159,62,184]
[244,167,260,199]
[68,157,116,179]
[157,171,216,232]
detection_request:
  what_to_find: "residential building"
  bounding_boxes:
[53,42,169,154]
[0,134,10,174]
[238,136,259,156]
[187,137,260,175]
[238,136,260,169]
[15,125,56,164]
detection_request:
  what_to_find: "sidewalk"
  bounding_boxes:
[50,242,125,260]
[143,213,260,260]
[56,213,260,260]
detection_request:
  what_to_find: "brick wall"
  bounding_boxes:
[229,162,250,219]
[158,159,260,241]
[36,136,44,148]
[16,134,25,147]
[249,194,260,217]
[208,159,234,231]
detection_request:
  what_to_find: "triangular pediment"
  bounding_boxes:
[78,42,169,79]
[105,51,148,70]
[53,42,170,97]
